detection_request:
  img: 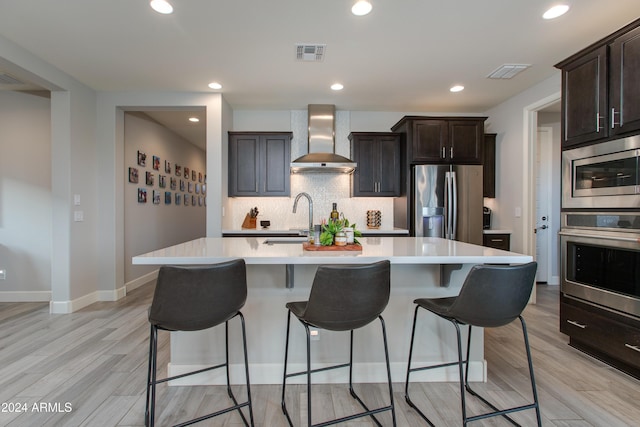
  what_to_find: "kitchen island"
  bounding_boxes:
[133,236,532,385]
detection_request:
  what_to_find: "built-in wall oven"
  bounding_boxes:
[562,135,640,209]
[560,212,640,319]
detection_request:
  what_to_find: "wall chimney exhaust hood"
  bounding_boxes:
[290,104,357,174]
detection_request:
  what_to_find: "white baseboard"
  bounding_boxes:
[126,270,158,292]
[548,275,560,285]
[50,291,99,314]
[167,361,487,386]
[0,290,51,302]
[97,286,127,301]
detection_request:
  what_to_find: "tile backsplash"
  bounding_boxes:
[224,109,395,231]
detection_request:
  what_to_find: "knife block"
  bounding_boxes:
[241,214,257,229]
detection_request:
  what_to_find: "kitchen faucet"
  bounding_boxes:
[292,192,313,236]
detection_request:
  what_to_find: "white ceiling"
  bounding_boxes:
[0,1,638,144]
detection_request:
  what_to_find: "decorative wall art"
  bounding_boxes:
[180,180,185,191]
[175,193,181,205]
[192,195,196,206]
[199,196,203,206]
[165,192,172,205]
[137,150,146,166]
[170,177,176,190]
[175,165,181,177]
[202,184,206,194]
[153,190,161,205]
[192,170,197,181]
[138,188,147,203]
[184,167,190,178]
[198,172,203,183]
[153,156,160,170]
[129,167,139,183]
[188,182,193,193]
[184,194,189,206]
[164,160,171,174]
[159,175,166,188]
[146,172,154,186]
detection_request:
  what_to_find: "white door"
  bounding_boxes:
[535,127,552,282]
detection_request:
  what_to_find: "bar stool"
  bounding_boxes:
[281,260,396,427]
[145,259,254,427]
[404,262,541,427]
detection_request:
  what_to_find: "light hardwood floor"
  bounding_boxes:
[1,284,639,426]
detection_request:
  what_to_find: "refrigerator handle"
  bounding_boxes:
[451,171,458,240]
[445,171,452,239]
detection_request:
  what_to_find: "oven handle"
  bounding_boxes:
[625,343,640,353]
[559,230,640,244]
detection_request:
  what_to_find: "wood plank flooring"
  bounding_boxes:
[0,284,639,426]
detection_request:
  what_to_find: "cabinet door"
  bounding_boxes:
[448,120,483,164]
[412,120,447,163]
[377,135,401,196]
[561,46,608,147]
[352,134,378,196]
[610,26,640,137]
[262,134,291,196]
[229,134,260,196]
[483,133,496,198]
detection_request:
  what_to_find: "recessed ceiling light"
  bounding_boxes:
[352,0,372,16]
[450,85,464,93]
[150,0,173,14]
[188,117,200,123]
[208,82,222,90]
[331,83,344,91]
[543,4,569,19]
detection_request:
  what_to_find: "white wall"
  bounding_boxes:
[124,113,206,284]
[0,91,51,300]
[483,74,561,254]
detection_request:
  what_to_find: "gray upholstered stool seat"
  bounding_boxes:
[145,259,254,427]
[404,262,542,427]
[281,260,396,427]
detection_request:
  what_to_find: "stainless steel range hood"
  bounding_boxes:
[290,104,357,174]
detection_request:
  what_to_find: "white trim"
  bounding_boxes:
[0,291,51,302]
[126,270,158,292]
[96,286,127,302]
[536,126,554,283]
[167,361,486,386]
[50,291,99,314]
[548,275,560,286]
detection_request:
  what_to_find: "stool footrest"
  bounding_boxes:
[284,362,350,380]
[154,362,227,385]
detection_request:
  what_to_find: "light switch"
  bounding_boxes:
[515,207,522,218]
[74,194,81,206]
[74,211,84,222]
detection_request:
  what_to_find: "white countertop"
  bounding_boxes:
[133,236,531,265]
[483,229,513,234]
[222,228,409,235]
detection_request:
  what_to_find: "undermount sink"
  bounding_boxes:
[264,237,308,244]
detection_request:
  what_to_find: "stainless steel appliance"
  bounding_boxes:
[483,207,491,230]
[562,135,640,209]
[412,164,483,244]
[560,211,640,319]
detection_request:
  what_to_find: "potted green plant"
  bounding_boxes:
[319,218,362,246]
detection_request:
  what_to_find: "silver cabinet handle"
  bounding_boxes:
[450,146,454,159]
[490,238,503,242]
[441,146,446,159]
[611,107,620,128]
[625,343,640,353]
[567,320,586,329]
[596,113,603,132]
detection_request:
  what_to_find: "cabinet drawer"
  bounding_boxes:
[483,234,510,250]
[561,298,640,370]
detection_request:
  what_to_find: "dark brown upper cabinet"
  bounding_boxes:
[391,116,486,165]
[228,132,292,197]
[483,133,496,198]
[349,132,401,197]
[557,18,640,148]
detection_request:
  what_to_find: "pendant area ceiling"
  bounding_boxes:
[0,1,638,113]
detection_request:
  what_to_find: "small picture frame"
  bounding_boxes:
[199,196,203,206]
[188,182,193,193]
[153,156,160,170]
[201,184,206,194]
[198,172,203,183]
[137,150,146,167]
[164,160,171,174]
[153,190,161,205]
[180,180,185,191]
[165,191,171,205]
[192,170,197,181]
[184,194,189,206]
[175,165,181,177]
[138,188,147,203]
[128,167,139,183]
[192,195,196,206]
[195,183,200,194]
[175,193,181,205]
[146,171,154,186]
[184,167,190,178]
[159,175,166,188]
[170,177,176,190]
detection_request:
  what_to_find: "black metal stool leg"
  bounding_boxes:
[520,316,542,427]
[281,310,295,427]
[146,325,158,427]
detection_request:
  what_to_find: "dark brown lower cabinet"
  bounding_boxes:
[560,295,640,379]
[483,233,510,250]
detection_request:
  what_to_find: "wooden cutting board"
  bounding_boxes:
[302,242,362,251]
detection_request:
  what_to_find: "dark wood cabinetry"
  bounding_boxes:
[561,295,640,379]
[391,116,486,164]
[228,132,292,197]
[349,132,401,197]
[557,18,640,148]
[482,233,510,251]
[483,133,496,198]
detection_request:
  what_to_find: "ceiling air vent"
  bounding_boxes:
[487,64,531,79]
[295,44,326,62]
[0,72,25,85]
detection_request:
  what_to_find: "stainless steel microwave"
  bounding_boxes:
[562,136,640,209]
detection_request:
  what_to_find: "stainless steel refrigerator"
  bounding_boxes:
[412,164,483,245]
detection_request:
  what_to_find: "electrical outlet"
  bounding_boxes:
[0,269,6,280]
[310,329,320,341]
